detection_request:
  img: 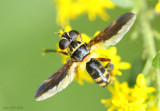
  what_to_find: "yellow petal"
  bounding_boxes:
[146,87,156,93]
[136,74,146,87]
[117,62,131,69]
[101,99,111,104]
[81,33,91,43]
[93,31,100,36]
[116,70,122,76]
[155,1,160,12]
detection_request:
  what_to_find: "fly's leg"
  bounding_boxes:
[105,63,114,72]
[42,49,69,56]
[96,58,114,72]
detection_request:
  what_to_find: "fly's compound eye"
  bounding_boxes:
[59,39,70,50]
[69,30,79,40]
[59,30,79,50]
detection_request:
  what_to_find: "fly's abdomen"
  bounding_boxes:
[86,58,111,87]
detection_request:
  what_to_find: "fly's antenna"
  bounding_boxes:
[61,25,64,32]
[55,32,62,35]
[55,25,65,35]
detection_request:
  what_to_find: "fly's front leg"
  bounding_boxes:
[42,49,69,56]
[97,58,111,62]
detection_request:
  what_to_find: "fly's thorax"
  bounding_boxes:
[69,40,83,55]
[69,40,90,61]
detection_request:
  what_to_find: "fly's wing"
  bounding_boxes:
[87,13,136,49]
[35,59,77,101]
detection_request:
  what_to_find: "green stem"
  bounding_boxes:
[135,0,159,109]
[142,58,151,75]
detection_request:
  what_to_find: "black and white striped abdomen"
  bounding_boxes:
[86,58,111,87]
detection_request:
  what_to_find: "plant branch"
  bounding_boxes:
[136,0,159,109]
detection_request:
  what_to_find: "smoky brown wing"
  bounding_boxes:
[87,13,136,49]
[35,59,77,101]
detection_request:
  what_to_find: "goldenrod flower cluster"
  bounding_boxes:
[55,0,115,25]
[101,74,156,111]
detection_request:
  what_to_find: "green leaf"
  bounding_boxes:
[111,0,135,8]
[152,51,160,68]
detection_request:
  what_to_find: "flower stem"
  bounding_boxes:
[136,0,160,109]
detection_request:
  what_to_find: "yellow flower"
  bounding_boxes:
[155,0,160,12]
[132,74,156,101]
[55,0,115,25]
[101,74,156,111]
[57,26,131,85]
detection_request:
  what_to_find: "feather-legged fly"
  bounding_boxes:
[35,13,136,101]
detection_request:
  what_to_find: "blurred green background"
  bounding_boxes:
[0,0,160,111]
